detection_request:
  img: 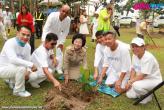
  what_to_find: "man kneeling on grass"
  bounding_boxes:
[125,37,162,104]
[0,26,37,97]
[97,31,131,94]
[29,33,61,90]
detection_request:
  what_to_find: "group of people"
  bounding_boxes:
[93,30,162,104]
[0,3,163,105]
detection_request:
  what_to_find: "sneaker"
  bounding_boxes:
[56,69,63,74]
[13,91,31,97]
[30,82,40,88]
[5,80,14,89]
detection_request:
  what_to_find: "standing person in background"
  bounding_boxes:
[34,7,45,39]
[97,4,113,32]
[0,3,7,41]
[17,4,35,54]
[11,9,17,29]
[90,11,99,42]
[113,15,120,37]
[42,5,71,74]
[79,10,89,36]
[3,6,12,37]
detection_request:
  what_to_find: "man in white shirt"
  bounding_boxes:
[98,31,131,94]
[42,5,71,74]
[125,37,162,104]
[0,3,7,41]
[3,6,12,36]
[29,33,61,90]
[0,26,37,97]
[93,31,106,80]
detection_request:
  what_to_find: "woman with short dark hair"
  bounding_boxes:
[64,33,87,84]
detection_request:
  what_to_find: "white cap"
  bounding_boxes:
[131,37,145,46]
[5,6,9,8]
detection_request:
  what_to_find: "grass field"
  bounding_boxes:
[0,27,164,110]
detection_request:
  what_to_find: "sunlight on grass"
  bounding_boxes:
[0,27,164,110]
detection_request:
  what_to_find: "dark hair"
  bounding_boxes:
[18,25,32,32]
[103,31,116,38]
[20,4,28,14]
[95,30,104,38]
[45,33,58,42]
[72,34,86,47]
[137,34,144,39]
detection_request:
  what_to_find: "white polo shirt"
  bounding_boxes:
[31,44,52,68]
[42,12,71,45]
[132,51,162,81]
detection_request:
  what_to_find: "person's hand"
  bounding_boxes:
[57,44,64,51]
[21,19,28,22]
[97,76,103,84]
[53,80,61,91]
[125,80,132,91]
[31,64,37,72]
[52,58,58,67]
[115,80,123,93]
[64,74,69,85]
[93,72,98,80]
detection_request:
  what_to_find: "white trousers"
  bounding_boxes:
[28,67,54,84]
[105,69,130,89]
[0,64,26,93]
[0,21,7,41]
[126,78,162,104]
[56,47,63,71]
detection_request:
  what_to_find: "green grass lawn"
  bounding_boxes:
[0,27,164,110]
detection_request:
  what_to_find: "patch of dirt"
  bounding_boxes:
[44,81,99,110]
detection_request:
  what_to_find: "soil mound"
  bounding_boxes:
[44,81,99,110]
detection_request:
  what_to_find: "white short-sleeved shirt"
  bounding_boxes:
[103,43,131,74]
[31,44,52,68]
[94,43,105,67]
[0,37,33,68]
[116,40,130,50]
[132,51,162,80]
[3,11,12,21]
[42,12,71,45]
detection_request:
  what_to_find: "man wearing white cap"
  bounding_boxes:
[3,5,12,36]
[125,37,162,104]
[0,3,7,41]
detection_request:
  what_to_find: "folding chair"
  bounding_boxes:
[133,81,164,110]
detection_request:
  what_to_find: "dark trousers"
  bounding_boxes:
[113,26,120,37]
[30,34,35,54]
[35,21,43,38]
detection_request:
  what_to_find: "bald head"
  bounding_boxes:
[61,4,70,11]
[59,4,70,21]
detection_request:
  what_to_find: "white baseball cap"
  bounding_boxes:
[5,6,9,8]
[131,37,145,46]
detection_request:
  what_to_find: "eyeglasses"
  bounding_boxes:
[51,42,57,46]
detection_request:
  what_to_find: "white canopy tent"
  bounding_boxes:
[38,0,62,6]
